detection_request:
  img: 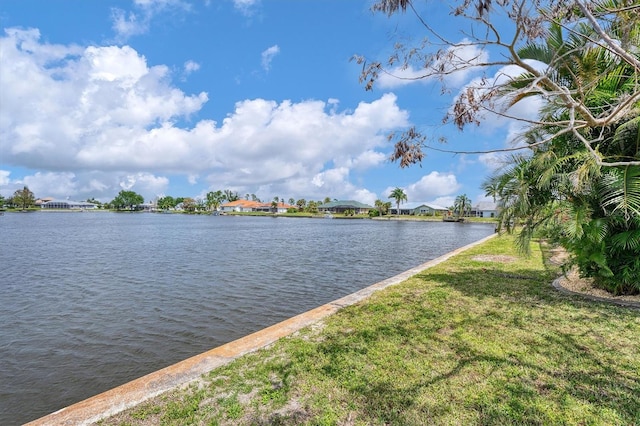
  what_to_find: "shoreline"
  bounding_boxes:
[25,233,499,425]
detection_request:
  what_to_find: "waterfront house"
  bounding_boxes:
[34,197,54,207]
[41,199,98,209]
[470,201,499,218]
[220,200,294,213]
[317,200,373,215]
[389,202,449,216]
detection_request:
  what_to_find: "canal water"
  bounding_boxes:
[0,212,494,425]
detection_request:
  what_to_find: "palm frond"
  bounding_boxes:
[599,166,640,221]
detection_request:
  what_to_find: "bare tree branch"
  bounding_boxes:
[362,0,640,167]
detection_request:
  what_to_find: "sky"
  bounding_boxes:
[0,0,535,207]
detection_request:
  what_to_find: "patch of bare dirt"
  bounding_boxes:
[556,268,640,303]
[545,245,640,303]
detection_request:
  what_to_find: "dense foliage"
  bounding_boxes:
[362,0,640,294]
[10,186,35,210]
[484,11,640,294]
[111,190,144,211]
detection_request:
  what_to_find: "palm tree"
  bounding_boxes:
[374,199,387,216]
[389,187,407,217]
[223,190,238,202]
[484,15,640,294]
[307,200,318,214]
[453,194,472,219]
[206,190,224,212]
[483,181,500,203]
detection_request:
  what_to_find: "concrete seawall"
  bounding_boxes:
[26,233,497,426]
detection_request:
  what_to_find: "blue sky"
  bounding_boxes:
[0,0,527,207]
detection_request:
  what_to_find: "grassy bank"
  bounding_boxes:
[99,235,639,425]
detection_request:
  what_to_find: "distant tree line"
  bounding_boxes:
[1,186,476,219]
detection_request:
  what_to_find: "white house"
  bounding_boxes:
[41,199,98,209]
[390,202,449,216]
[471,201,499,218]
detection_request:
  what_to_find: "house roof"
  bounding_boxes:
[399,202,449,211]
[41,199,97,207]
[221,200,263,208]
[318,200,373,209]
[220,200,295,209]
[474,201,498,211]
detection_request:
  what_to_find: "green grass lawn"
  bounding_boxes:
[99,235,639,426]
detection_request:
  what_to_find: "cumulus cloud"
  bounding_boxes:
[308,167,377,205]
[382,171,461,205]
[119,172,169,195]
[432,196,455,208]
[0,29,409,202]
[22,172,79,198]
[261,45,280,71]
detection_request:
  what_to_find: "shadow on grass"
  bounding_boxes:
[307,261,640,425]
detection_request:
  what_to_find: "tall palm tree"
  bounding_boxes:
[453,194,472,219]
[389,187,407,217]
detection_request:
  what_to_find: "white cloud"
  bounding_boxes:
[407,171,461,200]
[111,0,191,41]
[181,60,201,81]
[352,188,377,206]
[111,9,148,40]
[382,171,461,204]
[377,65,426,89]
[119,173,169,196]
[233,0,260,16]
[0,170,11,186]
[378,40,489,89]
[432,196,455,208]
[0,29,410,202]
[478,152,507,171]
[307,167,377,204]
[22,172,79,198]
[183,60,200,74]
[261,45,280,71]
[450,60,546,135]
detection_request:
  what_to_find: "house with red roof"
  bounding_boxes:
[220,200,294,213]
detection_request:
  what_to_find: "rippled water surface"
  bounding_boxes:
[0,212,494,424]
